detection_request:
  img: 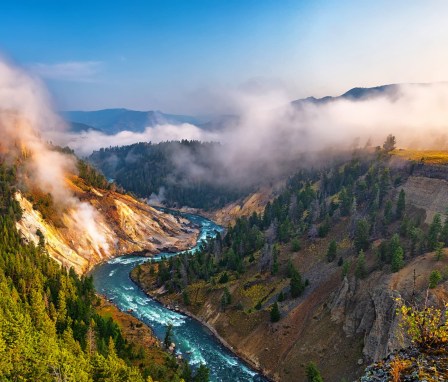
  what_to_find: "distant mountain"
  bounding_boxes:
[61,109,206,135]
[292,84,400,106]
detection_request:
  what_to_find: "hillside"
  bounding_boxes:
[88,141,253,210]
[130,149,448,381]
[0,160,199,382]
[15,174,198,274]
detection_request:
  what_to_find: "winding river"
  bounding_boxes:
[91,211,268,382]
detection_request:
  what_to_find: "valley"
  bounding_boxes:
[127,150,448,381]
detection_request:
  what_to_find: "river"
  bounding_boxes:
[90,210,268,382]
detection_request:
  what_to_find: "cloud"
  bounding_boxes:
[50,82,448,189]
[29,61,102,82]
[49,122,218,157]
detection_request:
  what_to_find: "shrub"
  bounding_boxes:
[305,362,323,382]
[291,238,301,252]
[429,270,442,289]
[396,298,448,349]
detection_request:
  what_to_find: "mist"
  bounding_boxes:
[0,58,110,255]
[55,82,448,188]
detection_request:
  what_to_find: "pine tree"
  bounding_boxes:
[396,189,406,220]
[326,240,337,262]
[429,270,442,289]
[384,200,393,225]
[164,324,173,349]
[391,246,404,273]
[354,219,370,253]
[305,362,324,382]
[290,266,305,298]
[270,302,280,322]
[428,213,442,251]
[355,250,366,279]
[193,363,210,382]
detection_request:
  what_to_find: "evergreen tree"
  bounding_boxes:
[270,302,280,323]
[290,266,305,298]
[428,213,443,251]
[355,250,367,279]
[326,240,337,262]
[429,270,442,289]
[440,215,448,246]
[193,364,210,382]
[435,242,444,261]
[391,246,404,273]
[354,219,370,253]
[384,200,393,225]
[383,134,396,152]
[305,362,324,382]
[164,324,173,349]
[291,238,301,252]
[396,189,406,220]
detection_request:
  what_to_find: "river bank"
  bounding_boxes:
[90,210,268,381]
[129,268,275,382]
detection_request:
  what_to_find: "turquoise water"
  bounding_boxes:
[90,211,268,382]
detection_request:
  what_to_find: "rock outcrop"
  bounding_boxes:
[401,176,448,223]
[16,182,199,274]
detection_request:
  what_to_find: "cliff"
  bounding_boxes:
[16,177,199,274]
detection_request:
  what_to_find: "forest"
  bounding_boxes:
[146,139,448,322]
[88,141,251,210]
[0,159,208,382]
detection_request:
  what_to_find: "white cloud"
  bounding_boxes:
[29,61,102,82]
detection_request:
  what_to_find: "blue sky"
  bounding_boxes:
[1,0,448,113]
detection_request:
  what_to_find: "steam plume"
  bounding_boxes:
[0,58,109,255]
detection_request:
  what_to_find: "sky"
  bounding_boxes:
[1,0,448,114]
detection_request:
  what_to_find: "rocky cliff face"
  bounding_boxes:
[401,176,448,223]
[330,253,448,365]
[16,179,198,274]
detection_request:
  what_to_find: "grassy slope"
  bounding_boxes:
[392,149,448,164]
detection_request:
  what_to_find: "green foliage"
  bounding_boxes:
[327,240,337,262]
[193,364,210,382]
[342,260,350,279]
[164,324,173,349]
[339,187,353,217]
[290,265,305,298]
[221,287,232,308]
[89,141,249,210]
[355,250,367,279]
[270,302,280,323]
[354,219,370,253]
[440,217,448,246]
[429,270,442,289]
[271,245,279,275]
[435,242,444,261]
[391,246,404,273]
[305,362,324,382]
[218,272,229,284]
[0,162,185,381]
[396,189,406,220]
[182,290,191,305]
[77,160,111,190]
[384,200,393,225]
[291,238,301,252]
[397,299,448,350]
[428,213,443,251]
